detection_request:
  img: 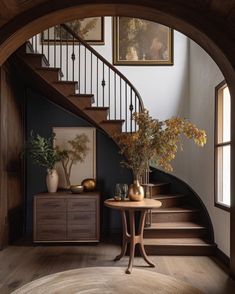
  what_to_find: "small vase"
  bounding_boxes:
[46,169,59,193]
[128,180,144,201]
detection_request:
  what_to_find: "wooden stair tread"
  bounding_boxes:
[54,81,77,85]
[36,67,63,78]
[151,206,200,213]
[145,222,206,230]
[144,238,215,246]
[69,94,95,103]
[153,194,186,199]
[142,182,170,187]
[101,119,125,123]
[85,107,109,110]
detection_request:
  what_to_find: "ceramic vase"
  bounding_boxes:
[128,179,144,201]
[46,169,59,193]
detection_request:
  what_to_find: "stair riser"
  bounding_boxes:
[23,55,45,68]
[73,98,92,109]
[85,109,108,123]
[151,211,200,223]
[150,184,170,195]
[156,197,185,208]
[144,228,207,238]
[53,84,77,96]
[102,123,123,134]
[144,245,216,256]
[37,70,60,82]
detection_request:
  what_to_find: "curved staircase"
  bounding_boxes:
[143,171,216,255]
[11,23,216,255]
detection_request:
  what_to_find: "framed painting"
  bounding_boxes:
[113,17,173,65]
[53,127,96,188]
[41,17,104,45]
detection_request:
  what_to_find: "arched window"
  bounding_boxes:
[215,81,231,211]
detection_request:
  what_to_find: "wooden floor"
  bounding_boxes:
[0,240,234,294]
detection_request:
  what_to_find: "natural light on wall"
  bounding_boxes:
[215,83,231,209]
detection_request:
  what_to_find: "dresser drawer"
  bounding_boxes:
[36,198,66,212]
[36,212,66,225]
[67,198,96,212]
[67,224,96,240]
[68,212,95,225]
[35,225,66,241]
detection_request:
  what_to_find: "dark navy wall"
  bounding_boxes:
[26,88,132,234]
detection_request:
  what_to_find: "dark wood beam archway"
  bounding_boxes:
[0,0,235,277]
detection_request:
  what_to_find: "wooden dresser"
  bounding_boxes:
[33,192,100,243]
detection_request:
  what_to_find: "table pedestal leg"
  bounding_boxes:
[114,211,130,261]
[126,210,135,274]
[138,210,155,268]
[115,209,156,274]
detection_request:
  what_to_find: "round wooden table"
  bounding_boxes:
[104,198,162,274]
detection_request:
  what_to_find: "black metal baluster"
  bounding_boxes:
[125,83,127,132]
[66,30,68,80]
[130,89,133,132]
[54,26,56,67]
[72,36,75,82]
[114,73,116,120]
[102,63,105,107]
[91,52,93,93]
[96,57,99,106]
[41,32,44,55]
[60,26,62,79]
[35,34,38,53]
[78,41,81,93]
[31,36,34,51]
[135,94,137,131]
[84,47,87,93]
[120,77,122,120]
[108,68,110,119]
[47,28,50,65]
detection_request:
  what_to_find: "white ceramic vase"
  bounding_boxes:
[46,169,59,193]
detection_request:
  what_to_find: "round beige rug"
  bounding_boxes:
[12,267,203,294]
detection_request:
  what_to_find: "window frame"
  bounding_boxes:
[214,80,231,212]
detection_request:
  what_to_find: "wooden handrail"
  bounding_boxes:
[61,23,144,112]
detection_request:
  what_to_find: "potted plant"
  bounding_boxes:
[27,132,61,193]
[115,109,207,200]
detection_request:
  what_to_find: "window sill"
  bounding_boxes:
[215,202,231,212]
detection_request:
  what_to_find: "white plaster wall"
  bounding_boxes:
[94,17,189,121]
[186,40,230,256]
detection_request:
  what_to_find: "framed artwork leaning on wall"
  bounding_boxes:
[53,127,96,189]
[113,17,173,65]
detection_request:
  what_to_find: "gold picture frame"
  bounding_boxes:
[41,17,104,45]
[113,17,173,65]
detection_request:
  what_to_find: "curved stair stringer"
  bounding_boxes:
[12,45,125,141]
[150,166,214,241]
[143,166,216,256]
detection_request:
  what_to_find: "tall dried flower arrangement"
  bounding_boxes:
[115,109,207,181]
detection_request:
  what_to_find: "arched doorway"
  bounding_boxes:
[0,0,234,277]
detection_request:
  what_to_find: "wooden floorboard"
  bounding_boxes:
[0,241,234,294]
